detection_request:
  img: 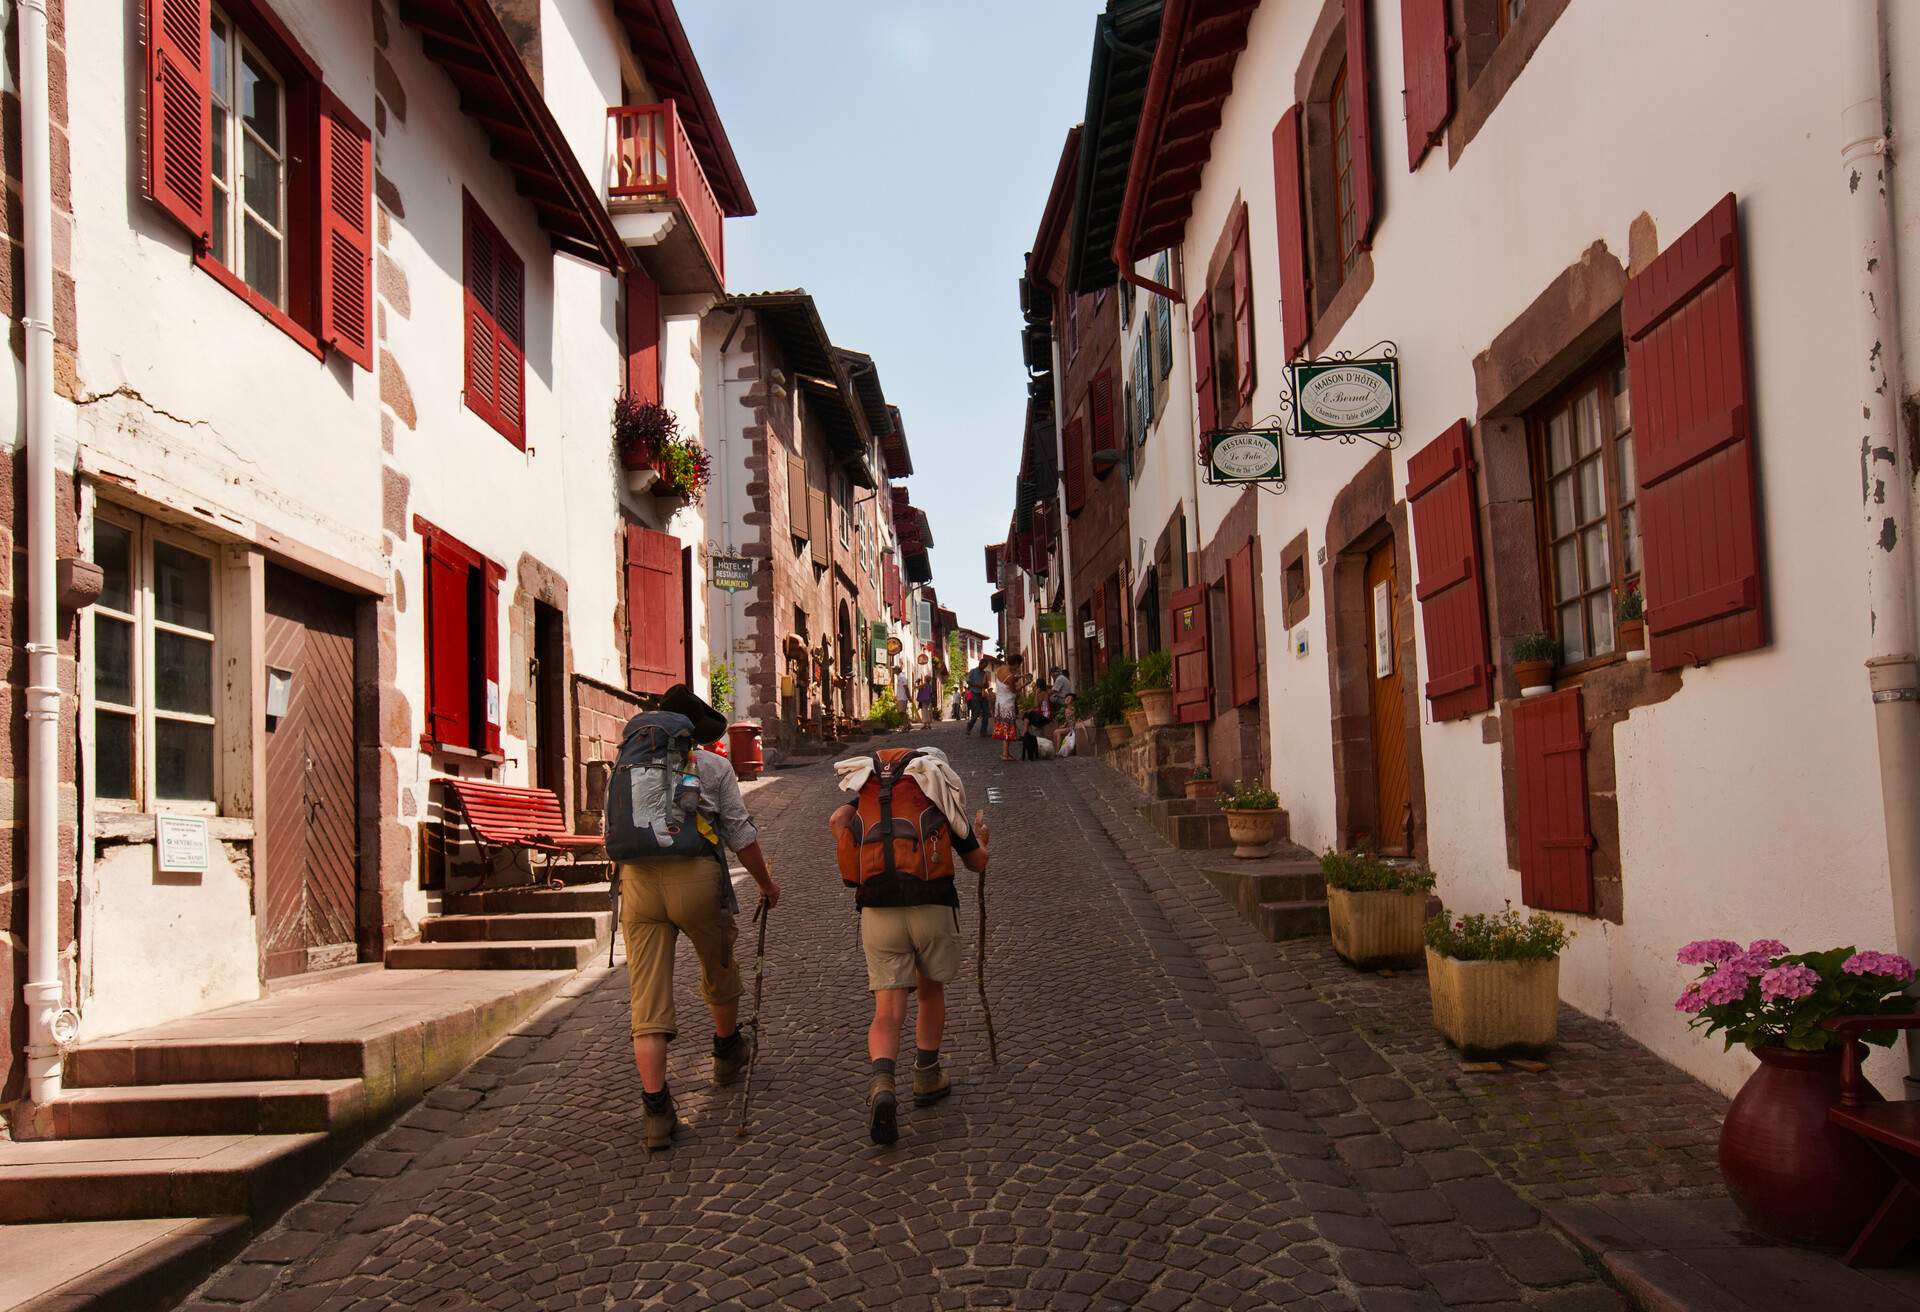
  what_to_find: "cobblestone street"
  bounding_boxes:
[179,726,1722,1311]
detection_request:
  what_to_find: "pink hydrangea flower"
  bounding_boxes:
[1698,968,1752,1007]
[1677,939,1741,966]
[1842,950,1914,982]
[1760,963,1821,1003]
[1745,939,1789,960]
[1674,983,1707,1014]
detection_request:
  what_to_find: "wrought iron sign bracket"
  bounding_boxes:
[1276,340,1405,452]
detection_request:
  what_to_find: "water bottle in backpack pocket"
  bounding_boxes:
[605,711,721,863]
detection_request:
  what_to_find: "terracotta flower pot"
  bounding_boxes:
[1222,807,1279,859]
[1185,777,1218,802]
[1328,887,1428,968]
[1139,686,1176,728]
[1514,659,1555,697]
[1619,618,1649,662]
[1425,948,1560,1054]
[1719,1044,1895,1247]
[1104,723,1131,748]
[1125,707,1150,736]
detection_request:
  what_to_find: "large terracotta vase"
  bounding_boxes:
[1718,1044,1894,1247]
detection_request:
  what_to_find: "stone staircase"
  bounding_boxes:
[1194,852,1331,943]
[385,871,613,972]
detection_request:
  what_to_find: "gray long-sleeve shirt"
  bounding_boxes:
[691,748,759,854]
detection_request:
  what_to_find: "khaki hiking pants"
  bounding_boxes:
[619,858,740,1040]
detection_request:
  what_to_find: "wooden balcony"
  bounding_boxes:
[606,101,726,294]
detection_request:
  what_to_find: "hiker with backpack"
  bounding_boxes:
[603,684,780,1151]
[830,747,992,1145]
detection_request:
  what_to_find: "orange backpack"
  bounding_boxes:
[834,749,957,891]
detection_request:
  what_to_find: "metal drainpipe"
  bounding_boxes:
[20,0,65,1104]
[1844,0,1920,1088]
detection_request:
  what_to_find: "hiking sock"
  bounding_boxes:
[914,1048,940,1070]
[713,1028,742,1058]
[871,1057,896,1078]
[641,1085,672,1112]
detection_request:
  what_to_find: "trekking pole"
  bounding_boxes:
[976,871,999,1066]
[735,900,771,1137]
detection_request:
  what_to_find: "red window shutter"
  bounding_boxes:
[463,195,526,447]
[424,534,473,749]
[482,562,504,755]
[1170,584,1212,723]
[316,90,373,370]
[809,488,830,565]
[1346,0,1379,247]
[146,0,213,242]
[1062,417,1088,515]
[464,201,500,429]
[1271,108,1310,360]
[1192,294,1216,433]
[1399,0,1453,170]
[788,453,809,539]
[1407,419,1492,720]
[1231,204,1255,407]
[626,525,684,695]
[625,269,660,404]
[1622,193,1765,671]
[1090,371,1117,469]
[493,239,527,444]
[1227,542,1259,706]
[1511,688,1593,914]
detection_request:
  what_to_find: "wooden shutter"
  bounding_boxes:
[1622,193,1765,672]
[463,196,527,446]
[1346,0,1379,247]
[625,269,660,404]
[809,488,830,566]
[626,524,684,695]
[787,452,809,540]
[146,0,213,242]
[424,533,473,748]
[1271,108,1310,360]
[1400,0,1453,170]
[1407,419,1492,720]
[1192,295,1216,433]
[1170,584,1212,724]
[1063,417,1088,514]
[1090,371,1117,467]
[316,91,373,369]
[1511,688,1593,913]
[482,562,504,755]
[493,237,527,443]
[1227,542,1259,706]
[1231,203,1255,407]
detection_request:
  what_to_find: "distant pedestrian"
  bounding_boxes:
[1051,666,1071,706]
[916,675,936,725]
[603,685,780,1151]
[991,654,1028,762]
[830,747,992,1145]
[966,656,994,736]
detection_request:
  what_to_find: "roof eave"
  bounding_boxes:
[619,0,757,216]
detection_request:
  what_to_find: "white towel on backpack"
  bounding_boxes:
[834,747,972,840]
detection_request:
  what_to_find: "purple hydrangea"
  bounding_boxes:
[1674,984,1707,1014]
[1842,950,1915,982]
[1697,967,1753,1007]
[1759,963,1821,1003]
[1677,939,1742,966]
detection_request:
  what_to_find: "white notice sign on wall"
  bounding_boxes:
[1372,581,1393,679]
[156,814,209,874]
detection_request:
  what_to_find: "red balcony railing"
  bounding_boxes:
[607,101,725,284]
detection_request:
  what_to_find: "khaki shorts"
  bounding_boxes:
[861,904,962,992]
[619,858,741,1039]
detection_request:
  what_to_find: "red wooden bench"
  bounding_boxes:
[1824,1015,1920,1266]
[438,779,603,884]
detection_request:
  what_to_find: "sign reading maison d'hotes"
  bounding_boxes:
[1288,357,1399,436]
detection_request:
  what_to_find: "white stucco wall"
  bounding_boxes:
[1163,0,1903,1097]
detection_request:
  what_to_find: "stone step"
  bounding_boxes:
[0,1133,334,1224]
[1197,859,1327,924]
[1166,811,1231,850]
[383,939,599,971]
[1259,899,1332,942]
[422,912,609,943]
[0,1214,252,1311]
[38,1079,366,1140]
[443,882,612,915]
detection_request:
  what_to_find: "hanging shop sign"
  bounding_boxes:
[1204,429,1286,486]
[1038,610,1068,635]
[886,636,903,655]
[1287,356,1399,438]
[711,554,755,592]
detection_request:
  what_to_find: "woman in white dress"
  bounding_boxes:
[991,654,1027,762]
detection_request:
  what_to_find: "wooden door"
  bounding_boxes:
[1365,541,1411,853]
[1169,583,1211,724]
[263,567,360,978]
[530,602,564,795]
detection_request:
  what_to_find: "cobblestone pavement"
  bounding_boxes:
[183,726,1692,1310]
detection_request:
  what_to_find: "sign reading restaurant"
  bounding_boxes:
[711,554,755,592]
[1287,357,1399,436]
[1205,429,1285,486]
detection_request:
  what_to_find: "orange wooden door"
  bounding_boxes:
[1365,541,1411,853]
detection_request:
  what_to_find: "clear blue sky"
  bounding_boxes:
[681,1,1107,637]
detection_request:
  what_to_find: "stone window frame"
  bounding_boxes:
[1446,0,1573,166]
[1279,530,1311,629]
[1202,201,1249,430]
[1294,0,1377,360]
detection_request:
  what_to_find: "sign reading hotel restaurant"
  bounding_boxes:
[1205,429,1285,486]
[1038,610,1067,635]
[711,555,755,592]
[1288,357,1399,436]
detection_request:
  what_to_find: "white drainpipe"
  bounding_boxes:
[1844,0,1920,1087]
[19,0,64,1103]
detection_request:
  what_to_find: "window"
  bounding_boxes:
[1496,0,1528,38]
[91,510,221,810]
[1329,61,1361,279]
[1066,292,1081,359]
[1153,253,1174,380]
[463,193,528,447]
[836,474,852,549]
[209,7,286,307]
[1531,362,1638,665]
[419,520,504,753]
[1208,268,1238,426]
[1132,325,1154,447]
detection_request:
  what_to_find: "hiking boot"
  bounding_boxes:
[911,1060,950,1105]
[867,1072,898,1146]
[642,1095,678,1151]
[713,1028,754,1086]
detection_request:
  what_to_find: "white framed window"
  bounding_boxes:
[90,509,222,813]
[209,5,288,308]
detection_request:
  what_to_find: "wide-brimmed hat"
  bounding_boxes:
[660,684,728,743]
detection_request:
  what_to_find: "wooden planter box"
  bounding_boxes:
[1328,887,1428,968]
[1426,949,1560,1055]
[1185,777,1218,802]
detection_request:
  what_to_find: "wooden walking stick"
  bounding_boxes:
[735,900,771,1137]
[976,871,999,1066]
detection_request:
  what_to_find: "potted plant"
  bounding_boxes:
[1089,657,1137,748]
[654,436,712,503]
[1425,905,1572,1055]
[1512,632,1558,696]
[1616,587,1647,662]
[1675,939,1914,1246]
[1184,764,1218,802]
[1124,689,1149,737]
[1322,851,1437,969]
[1217,779,1282,859]
[1136,650,1175,728]
[612,394,680,490]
